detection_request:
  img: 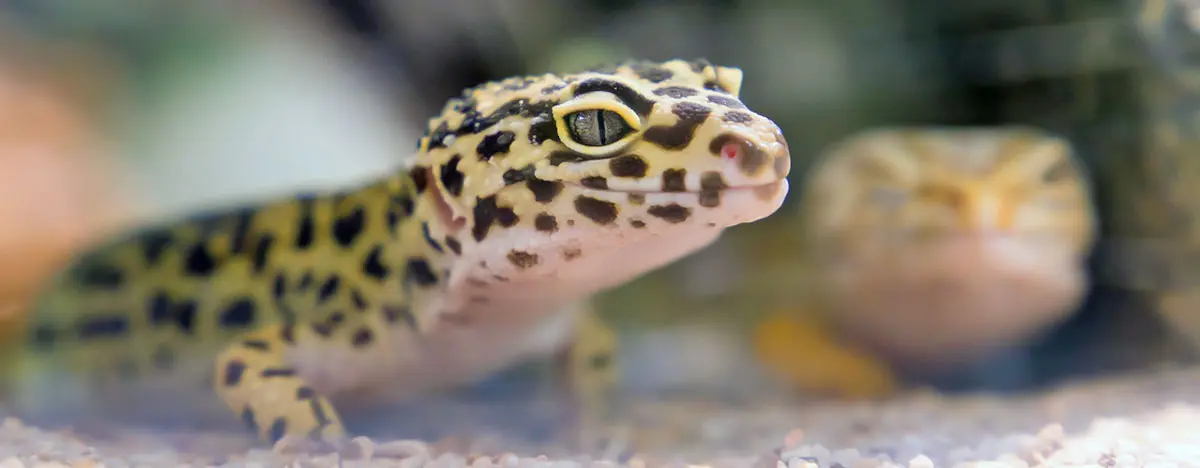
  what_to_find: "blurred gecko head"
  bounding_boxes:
[406,59,790,302]
[800,127,1096,370]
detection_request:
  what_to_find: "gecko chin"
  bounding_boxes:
[822,229,1088,373]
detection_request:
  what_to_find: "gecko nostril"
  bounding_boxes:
[709,133,770,177]
[720,141,743,160]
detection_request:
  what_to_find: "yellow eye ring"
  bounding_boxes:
[552,92,643,157]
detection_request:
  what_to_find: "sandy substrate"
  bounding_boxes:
[2,366,1200,467]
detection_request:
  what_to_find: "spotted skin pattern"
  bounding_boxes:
[11,59,791,444]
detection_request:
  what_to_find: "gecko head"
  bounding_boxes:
[408,59,790,301]
[800,126,1097,370]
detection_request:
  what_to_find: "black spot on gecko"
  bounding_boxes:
[183,242,218,277]
[148,292,172,327]
[78,316,129,339]
[351,288,368,310]
[241,407,258,435]
[503,165,536,185]
[267,419,287,444]
[251,233,274,274]
[648,204,691,223]
[527,178,564,203]
[219,298,257,329]
[295,199,315,249]
[352,328,374,348]
[317,275,341,303]
[227,211,255,255]
[477,131,516,160]
[444,236,462,255]
[260,368,295,378]
[271,274,286,300]
[406,258,439,287]
[223,360,247,387]
[497,206,518,227]
[507,251,539,269]
[75,263,125,290]
[528,117,561,146]
[653,86,698,99]
[424,122,452,151]
[643,102,712,150]
[609,154,648,178]
[457,98,555,136]
[472,195,499,242]
[700,171,728,190]
[439,155,466,197]
[332,206,366,247]
[327,311,345,326]
[173,301,198,334]
[139,231,173,266]
[362,245,389,281]
[573,79,655,117]
[580,176,608,189]
[574,196,618,225]
[631,64,674,82]
[312,322,335,338]
[535,213,558,233]
[661,169,687,192]
[297,271,313,291]
[422,221,443,253]
[549,151,590,166]
[409,165,431,193]
[723,111,754,124]
[707,94,745,109]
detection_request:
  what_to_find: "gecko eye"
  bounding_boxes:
[552,91,643,156]
[1040,156,1075,183]
[564,109,634,147]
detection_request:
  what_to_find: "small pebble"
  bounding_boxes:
[907,455,933,468]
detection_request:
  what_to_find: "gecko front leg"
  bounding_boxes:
[213,323,347,444]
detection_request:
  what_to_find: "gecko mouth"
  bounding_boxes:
[564,179,786,195]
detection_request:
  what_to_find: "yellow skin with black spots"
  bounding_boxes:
[753,126,1096,392]
[8,59,791,444]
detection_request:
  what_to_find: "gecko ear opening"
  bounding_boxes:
[424,167,467,233]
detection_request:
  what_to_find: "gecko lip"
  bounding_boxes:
[564,179,787,194]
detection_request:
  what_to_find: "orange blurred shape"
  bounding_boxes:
[752,311,898,399]
[0,47,132,343]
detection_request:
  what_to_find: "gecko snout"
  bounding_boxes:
[707,129,791,187]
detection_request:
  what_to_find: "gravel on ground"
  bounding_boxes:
[2,365,1200,467]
